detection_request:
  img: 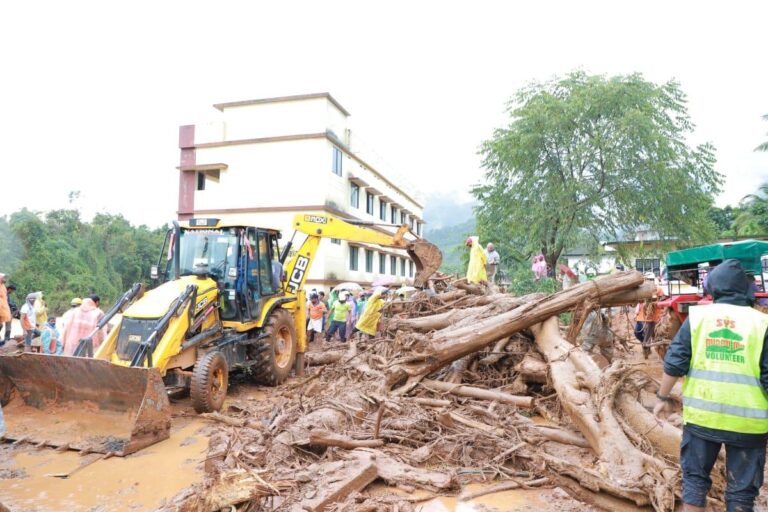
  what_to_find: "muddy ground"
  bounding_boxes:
[2,309,768,512]
[0,374,603,512]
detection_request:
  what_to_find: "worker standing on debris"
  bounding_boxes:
[580,309,614,363]
[466,237,487,284]
[325,292,352,343]
[61,297,106,356]
[655,259,768,512]
[41,316,62,355]
[20,293,39,350]
[0,274,11,346]
[485,243,500,283]
[356,287,389,339]
[635,272,665,359]
[59,297,81,335]
[306,293,326,343]
[33,292,47,330]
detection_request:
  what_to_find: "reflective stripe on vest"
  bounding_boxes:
[683,304,768,434]
[687,368,762,387]
[682,396,768,420]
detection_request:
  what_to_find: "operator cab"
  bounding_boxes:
[153,218,284,323]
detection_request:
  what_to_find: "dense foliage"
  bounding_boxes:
[0,209,166,314]
[473,72,723,269]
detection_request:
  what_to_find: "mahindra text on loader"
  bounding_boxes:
[0,213,441,455]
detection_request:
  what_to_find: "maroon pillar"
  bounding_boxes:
[178,125,195,220]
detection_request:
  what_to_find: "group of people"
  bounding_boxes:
[465,237,501,285]
[306,286,390,343]
[0,273,107,356]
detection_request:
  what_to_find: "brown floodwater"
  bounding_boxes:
[0,419,208,511]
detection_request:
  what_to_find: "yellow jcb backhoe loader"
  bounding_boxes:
[0,213,441,455]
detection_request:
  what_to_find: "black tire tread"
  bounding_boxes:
[251,309,297,386]
[190,351,228,413]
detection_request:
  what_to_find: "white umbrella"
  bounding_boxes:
[334,282,362,292]
[372,276,397,287]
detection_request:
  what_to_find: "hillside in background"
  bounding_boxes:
[422,193,476,231]
[422,193,477,273]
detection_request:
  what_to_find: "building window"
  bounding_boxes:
[410,217,415,230]
[409,260,414,277]
[635,258,661,275]
[379,253,386,273]
[365,249,374,273]
[331,238,341,245]
[400,212,406,225]
[390,206,397,224]
[379,200,387,221]
[332,146,342,175]
[400,258,406,276]
[196,172,206,191]
[366,192,374,215]
[416,222,422,236]
[349,246,359,271]
[350,183,360,208]
[390,255,397,275]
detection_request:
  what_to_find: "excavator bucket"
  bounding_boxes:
[0,353,170,456]
[407,240,443,288]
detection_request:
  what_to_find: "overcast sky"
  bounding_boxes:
[2,1,766,228]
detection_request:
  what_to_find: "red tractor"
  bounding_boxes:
[658,239,768,325]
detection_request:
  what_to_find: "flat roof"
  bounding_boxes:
[213,92,350,116]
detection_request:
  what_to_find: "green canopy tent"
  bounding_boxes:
[666,240,768,276]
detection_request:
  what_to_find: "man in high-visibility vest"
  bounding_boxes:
[655,259,768,512]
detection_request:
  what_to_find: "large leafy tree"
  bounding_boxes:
[473,72,723,268]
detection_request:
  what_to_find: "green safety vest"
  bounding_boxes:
[683,304,768,434]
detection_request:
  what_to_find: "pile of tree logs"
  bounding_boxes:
[165,271,706,512]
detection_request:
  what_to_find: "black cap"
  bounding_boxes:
[7,284,16,290]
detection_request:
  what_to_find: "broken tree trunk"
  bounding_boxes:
[421,379,535,409]
[478,336,512,366]
[387,295,520,333]
[306,351,346,366]
[307,431,385,449]
[599,281,659,307]
[531,317,675,510]
[387,271,652,391]
[515,353,548,384]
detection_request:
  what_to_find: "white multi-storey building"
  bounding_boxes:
[176,93,425,291]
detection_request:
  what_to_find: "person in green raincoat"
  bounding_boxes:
[355,288,389,338]
[465,236,487,285]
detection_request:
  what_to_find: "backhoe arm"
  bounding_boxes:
[283,213,442,292]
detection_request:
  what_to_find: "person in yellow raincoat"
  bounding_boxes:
[465,237,487,284]
[355,288,389,338]
[33,292,47,329]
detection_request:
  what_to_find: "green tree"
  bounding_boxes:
[5,208,165,314]
[731,183,768,236]
[756,114,768,152]
[708,205,738,237]
[473,72,722,268]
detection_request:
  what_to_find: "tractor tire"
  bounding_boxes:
[251,308,297,386]
[190,350,229,414]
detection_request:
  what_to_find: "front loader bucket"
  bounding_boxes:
[0,353,170,456]
[407,240,443,288]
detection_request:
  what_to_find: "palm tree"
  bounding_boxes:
[733,183,768,235]
[757,114,768,152]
